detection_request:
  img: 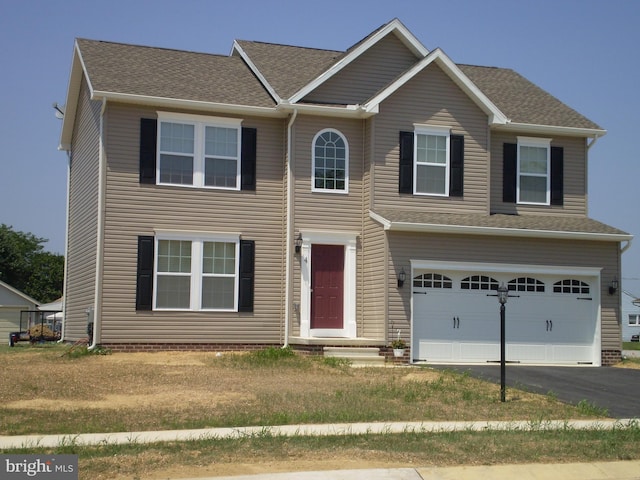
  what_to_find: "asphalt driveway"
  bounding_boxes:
[431,363,640,419]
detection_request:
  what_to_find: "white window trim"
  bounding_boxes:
[413,124,451,197]
[156,112,243,191]
[153,230,240,312]
[629,314,640,326]
[517,136,551,205]
[311,128,349,194]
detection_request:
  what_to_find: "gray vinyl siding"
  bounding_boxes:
[373,63,490,214]
[303,33,419,105]
[490,131,588,215]
[99,103,286,344]
[64,78,101,341]
[386,231,620,352]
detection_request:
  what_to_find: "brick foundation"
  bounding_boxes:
[601,349,621,366]
[101,343,280,353]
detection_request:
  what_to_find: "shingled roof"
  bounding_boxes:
[76,39,275,108]
[371,209,630,240]
[234,40,341,100]
[73,21,602,132]
[459,64,601,130]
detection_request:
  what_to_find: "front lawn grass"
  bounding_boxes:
[1,344,634,480]
[0,344,594,436]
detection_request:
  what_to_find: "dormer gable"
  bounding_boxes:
[290,18,428,104]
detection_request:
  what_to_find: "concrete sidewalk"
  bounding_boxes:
[2,421,640,479]
[199,461,640,480]
[0,419,637,449]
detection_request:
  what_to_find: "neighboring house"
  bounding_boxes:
[0,280,39,344]
[621,290,640,342]
[58,18,632,365]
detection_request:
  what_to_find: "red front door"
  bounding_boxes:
[311,244,344,329]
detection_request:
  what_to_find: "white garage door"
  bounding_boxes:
[412,270,598,365]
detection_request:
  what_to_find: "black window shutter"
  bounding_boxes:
[136,236,154,311]
[399,131,414,194]
[449,134,464,197]
[503,143,517,203]
[140,118,157,184]
[550,146,564,206]
[241,127,257,191]
[238,239,255,312]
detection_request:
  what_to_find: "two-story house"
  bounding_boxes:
[58,19,631,365]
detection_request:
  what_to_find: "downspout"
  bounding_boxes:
[89,97,107,350]
[58,149,71,343]
[283,109,298,348]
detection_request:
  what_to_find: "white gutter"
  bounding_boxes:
[283,109,298,347]
[495,122,607,138]
[91,91,283,118]
[276,101,375,119]
[89,97,107,350]
[369,211,633,243]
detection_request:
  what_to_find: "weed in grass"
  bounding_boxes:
[65,345,111,358]
[576,399,609,417]
[322,356,352,369]
[546,390,558,402]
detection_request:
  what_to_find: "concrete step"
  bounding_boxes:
[323,347,385,366]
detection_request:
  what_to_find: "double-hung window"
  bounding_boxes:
[157,113,242,190]
[414,125,450,196]
[154,233,239,311]
[312,129,349,193]
[517,137,551,205]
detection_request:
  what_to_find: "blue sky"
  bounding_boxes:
[1,0,639,294]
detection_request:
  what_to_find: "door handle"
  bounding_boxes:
[550,320,553,331]
[457,317,460,329]
[546,320,549,331]
[453,316,460,329]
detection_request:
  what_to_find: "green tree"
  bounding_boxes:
[0,224,64,303]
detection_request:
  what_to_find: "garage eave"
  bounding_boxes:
[369,211,632,243]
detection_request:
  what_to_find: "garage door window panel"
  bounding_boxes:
[508,277,545,292]
[461,275,499,291]
[414,273,452,289]
[553,279,590,294]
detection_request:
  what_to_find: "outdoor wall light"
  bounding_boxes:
[609,278,619,295]
[397,268,406,288]
[497,283,509,305]
[294,233,302,254]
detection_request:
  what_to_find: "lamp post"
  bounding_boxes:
[497,283,508,402]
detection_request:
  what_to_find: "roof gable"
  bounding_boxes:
[300,31,420,106]
[0,280,39,306]
[364,48,508,124]
[289,18,427,103]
